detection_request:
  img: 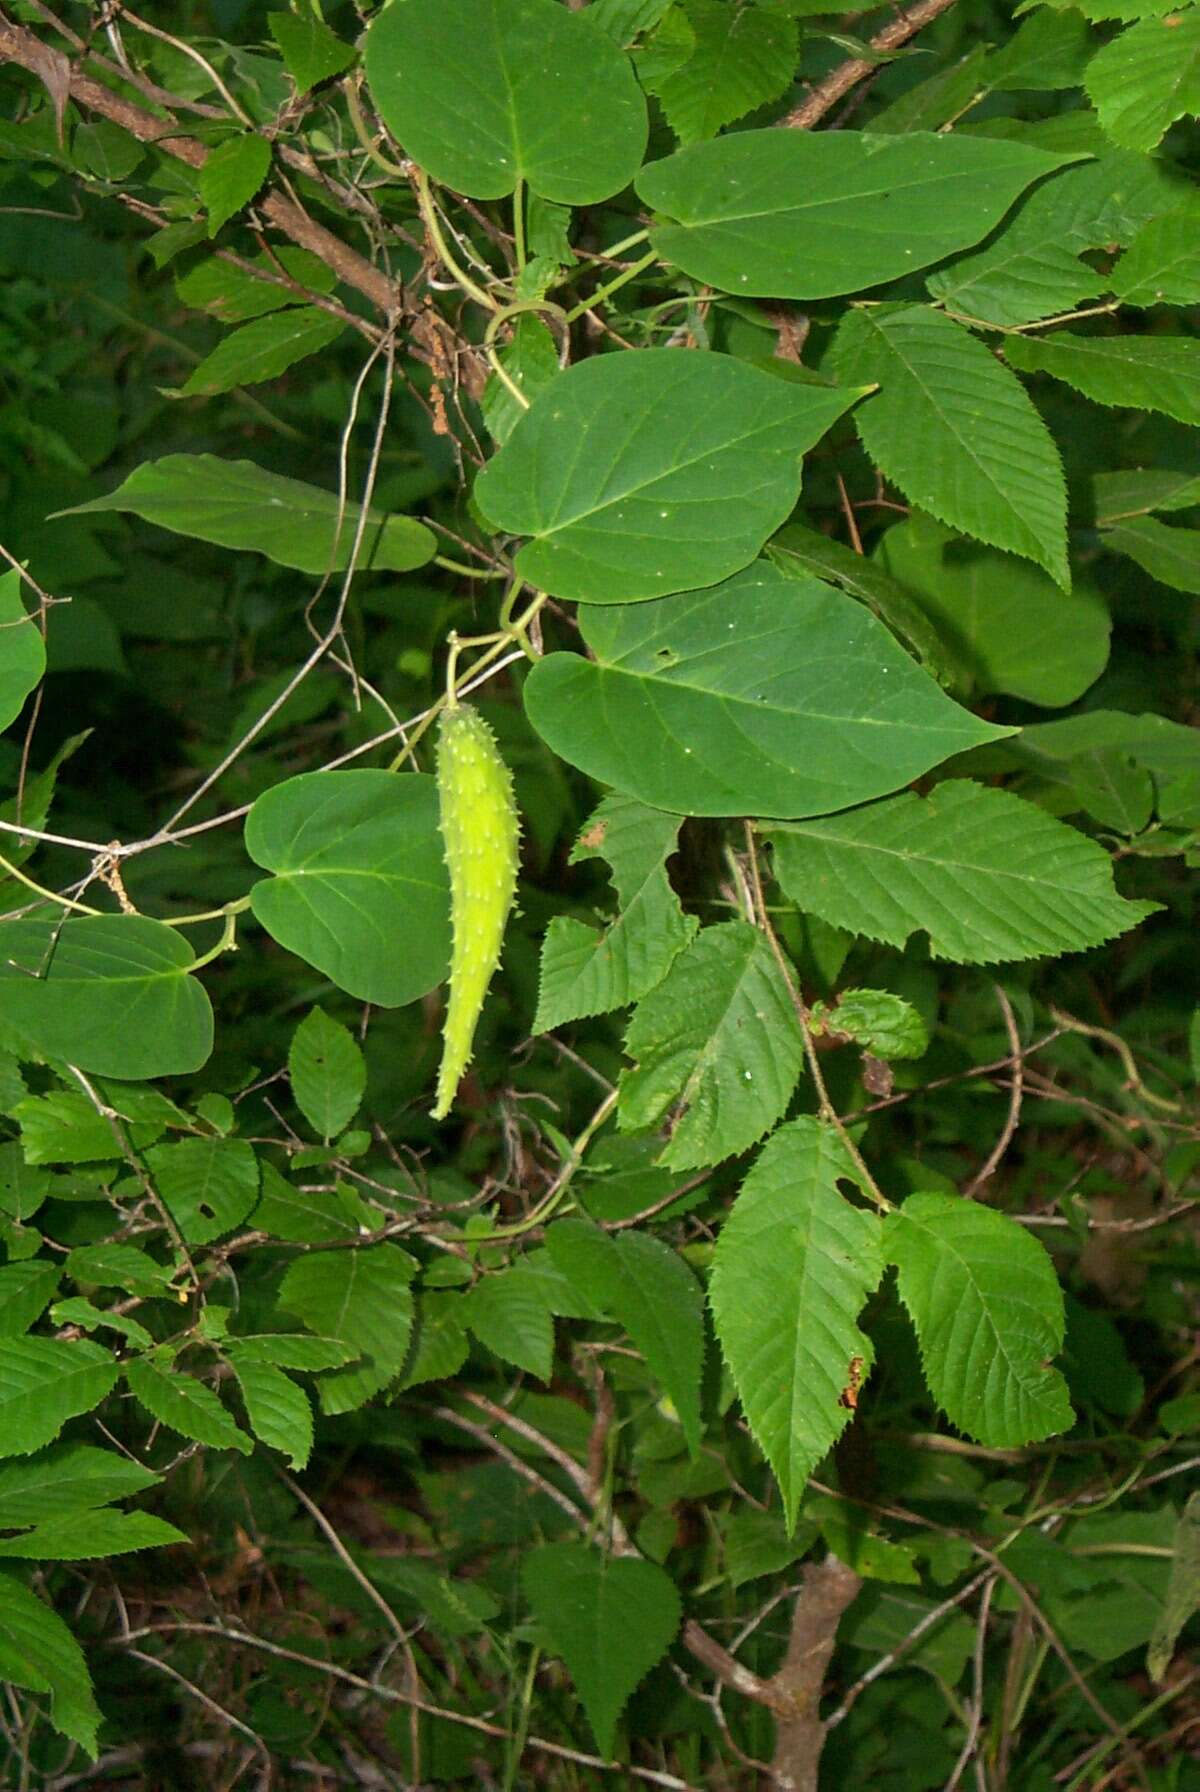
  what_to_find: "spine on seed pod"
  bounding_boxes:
[431,701,520,1120]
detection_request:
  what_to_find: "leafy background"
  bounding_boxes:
[0,0,1194,1787]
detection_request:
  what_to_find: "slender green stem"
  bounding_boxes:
[165,895,253,929]
[413,167,500,311]
[342,76,409,180]
[469,1086,619,1241]
[188,909,241,970]
[0,855,101,918]
[433,554,508,580]
[561,250,658,325]
[512,177,527,273]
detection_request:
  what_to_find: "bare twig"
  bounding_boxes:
[779,0,962,130]
[964,984,1025,1196]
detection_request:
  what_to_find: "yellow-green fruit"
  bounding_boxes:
[432,702,520,1120]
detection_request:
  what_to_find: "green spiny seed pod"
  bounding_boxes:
[431,701,520,1120]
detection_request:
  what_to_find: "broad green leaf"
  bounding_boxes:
[481,315,561,446]
[1148,1493,1200,1682]
[460,1266,555,1381]
[636,130,1079,299]
[0,731,88,874]
[1012,709,1200,787]
[544,1219,705,1455]
[1005,330,1200,428]
[984,7,1094,88]
[0,1338,119,1458]
[883,1191,1074,1447]
[723,1508,816,1589]
[363,0,647,203]
[0,915,213,1080]
[62,454,434,574]
[15,1092,151,1166]
[246,771,451,1008]
[251,1162,363,1243]
[869,45,990,134]
[72,120,143,181]
[367,1557,500,1638]
[522,1542,681,1758]
[841,1585,974,1685]
[0,1444,158,1527]
[1111,200,1200,305]
[619,920,803,1170]
[268,11,356,93]
[1068,747,1155,833]
[835,305,1069,589]
[49,1298,154,1351]
[398,1294,470,1390]
[709,1117,885,1528]
[525,566,1007,820]
[1091,468,1200,524]
[0,1573,100,1756]
[65,1243,177,1298]
[1101,516,1200,593]
[535,795,697,1032]
[876,514,1109,706]
[590,0,672,41]
[0,1508,186,1559]
[645,0,798,143]
[0,1260,58,1336]
[475,351,860,604]
[1084,6,1200,150]
[176,246,336,323]
[231,1358,312,1470]
[179,307,345,398]
[810,1496,920,1584]
[767,781,1158,963]
[225,1335,356,1372]
[289,1007,366,1140]
[0,569,45,731]
[197,134,271,237]
[928,149,1187,326]
[277,1243,416,1415]
[124,1358,253,1455]
[767,522,954,682]
[143,1137,260,1247]
[808,988,929,1061]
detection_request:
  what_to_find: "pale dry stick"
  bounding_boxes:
[840,1028,1064,1124]
[433,1404,592,1533]
[121,1649,272,1786]
[115,1623,699,1790]
[964,984,1025,1196]
[457,1386,634,1552]
[277,1472,409,1650]
[824,1568,993,1729]
[779,0,963,129]
[1049,1004,1184,1113]
[945,1576,997,1792]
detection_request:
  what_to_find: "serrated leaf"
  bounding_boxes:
[364,0,647,203]
[535,796,697,1031]
[475,350,859,604]
[1148,1493,1200,1682]
[246,771,450,1008]
[646,0,797,143]
[834,305,1069,589]
[0,1444,158,1527]
[66,1243,178,1297]
[0,1573,100,1756]
[0,1259,59,1336]
[367,1556,500,1637]
[1111,200,1200,305]
[619,920,803,1170]
[544,1219,705,1455]
[398,1294,469,1389]
[49,1298,154,1350]
[876,514,1109,707]
[883,1191,1074,1446]
[522,1542,681,1758]
[928,149,1190,327]
[808,988,929,1061]
[179,307,344,398]
[1101,515,1200,594]
[277,1244,416,1415]
[124,1358,253,1455]
[1068,747,1155,833]
[0,915,213,1080]
[636,130,1080,299]
[144,1137,259,1247]
[460,1266,554,1381]
[225,1334,356,1372]
[268,11,356,93]
[198,133,270,237]
[289,1007,366,1140]
[0,1338,119,1458]
[723,1507,815,1588]
[1084,6,1200,150]
[985,7,1094,88]
[0,569,45,732]
[231,1359,312,1470]
[482,315,561,446]
[0,1508,186,1559]
[870,45,991,133]
[62,454,434,574]
[709,1117,884,1528]
[176,245,336,323]
[524,565,1008,819]
[1005,331,1200,428]
[251,1162,362,1244]
[767,781,1158,964]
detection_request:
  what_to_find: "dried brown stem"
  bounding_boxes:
[779,0,962,130]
